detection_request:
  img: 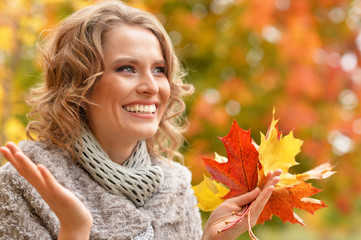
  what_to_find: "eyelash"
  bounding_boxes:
[115,65,165,74]
[153,66,165,74]
[116,65,135,73]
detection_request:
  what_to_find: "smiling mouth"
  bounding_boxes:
[123,104,156,114]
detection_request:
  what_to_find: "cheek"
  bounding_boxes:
[161,81,171,103]
[89,80,107,105]
[157,81,171,120]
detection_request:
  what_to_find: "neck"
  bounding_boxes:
[109,143,138,165]
[102,141,138,165]
[88,125,139,165]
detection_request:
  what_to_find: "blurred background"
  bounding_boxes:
[1,0,361,239]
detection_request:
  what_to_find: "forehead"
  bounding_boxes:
[102,24,164,61]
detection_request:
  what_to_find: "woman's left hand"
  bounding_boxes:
[201,169,282,240]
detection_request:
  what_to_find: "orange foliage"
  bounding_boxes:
[2,0,361,237]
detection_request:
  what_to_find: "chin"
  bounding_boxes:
[135,127,159,140]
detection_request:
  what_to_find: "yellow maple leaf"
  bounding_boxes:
[258,109,335,187]
[258,109,303,186]
[191,174,229,211]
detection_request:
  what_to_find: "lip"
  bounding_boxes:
[124,111,157,119]
[122,100,159,108]
[122,100,159,119]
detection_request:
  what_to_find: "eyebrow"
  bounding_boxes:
[111,57,166,66]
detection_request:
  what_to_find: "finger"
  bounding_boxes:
[263,169,281,186]
[266,169,281,180]
[6,143,45,187]
[264,170,282,189]
[38,164,85,214]
[7,143,32,165]
[250,175,280,221]
[256,185,274,207]
[265,176,280,189]
[0,146,21,169]
[6,142,33,164]
[272,169,282,177]
[5,142,21,155]
[248,185,274,226]
[37,164,64,206]
[226,187,261,207]
[265,171,273,182]
[38,164,63,191]
[14,150,39,174]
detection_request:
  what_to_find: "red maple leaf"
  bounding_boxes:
[202,119,259,199]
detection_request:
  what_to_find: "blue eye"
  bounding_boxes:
[116,65,135,73]
[153,66,165,74]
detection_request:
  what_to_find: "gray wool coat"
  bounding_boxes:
[0,140,202,240]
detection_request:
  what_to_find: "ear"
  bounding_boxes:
[79,104,88,122]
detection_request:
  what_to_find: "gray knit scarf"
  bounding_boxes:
[74,125,164,208]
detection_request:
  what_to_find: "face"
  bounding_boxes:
[87,24,170,149]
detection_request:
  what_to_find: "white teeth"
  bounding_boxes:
[124,104,156,114]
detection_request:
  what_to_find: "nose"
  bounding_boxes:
[137,72,159,95]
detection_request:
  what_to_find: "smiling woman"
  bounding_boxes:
[25,1,190,164]
[0,1,280,240]
[87,24,171,165]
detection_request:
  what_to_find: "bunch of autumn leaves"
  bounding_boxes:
[192,110,335,238]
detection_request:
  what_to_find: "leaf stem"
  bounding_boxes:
[247,201,258,240]
[218,201,259,240]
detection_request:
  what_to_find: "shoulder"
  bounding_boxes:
[144,158,202,239]
[18,140,70,166]
[17,140,76,183]
[0,162,21,188]
[17,140,81,193]
[153,158,192,186]
[151,158,194,199]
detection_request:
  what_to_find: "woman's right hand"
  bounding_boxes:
[202,170,282,240]
[0,142,93,240]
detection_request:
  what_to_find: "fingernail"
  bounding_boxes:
[274,176,280,182]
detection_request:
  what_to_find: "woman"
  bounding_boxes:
[0,1,281,239]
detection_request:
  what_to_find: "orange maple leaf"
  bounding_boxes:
[257,182,327,225]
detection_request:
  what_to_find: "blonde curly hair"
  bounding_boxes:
[26,0,193,161]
